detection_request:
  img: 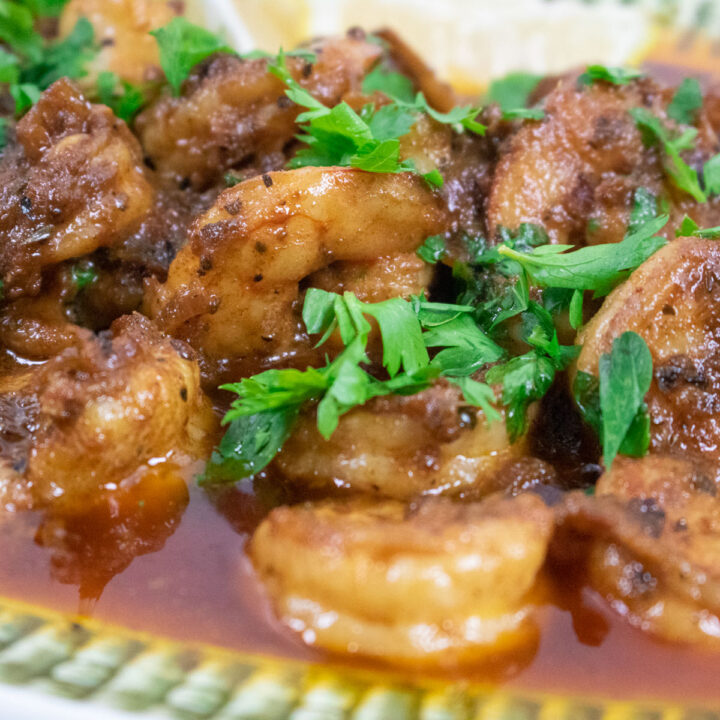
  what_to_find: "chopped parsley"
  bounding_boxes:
[705,153,720,196]
[676,215,720,239]
[204,290,504,483]
[96,71,146,122]
[487,301,579,441]
[268,50,441,187]
[416,234,447,264]
[486,72,543,111]
[361,63,415,103]
[630,107,706,202]
[71,264,97,290]
[502,107,545,121]
[0,117,9,150]
[578,65,644,86]
[577,332,652,469]
[628,187,659,234]
[496,215,668,294]
[667,77,703,125]
[150,17,234,94]
[0,8,97,116]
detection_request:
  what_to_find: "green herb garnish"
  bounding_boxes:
[268,50,440,187]
[150,17,234,94]
[628,187,659,235]
[0,9,97,116]
[96,71,146,122]
[667,77,703,125]
[416,234,447,264]
[71,264,97,290]
[487,301,579,440]
[676,215,720,239]
[630,107,706,202]
[598,331,653,468]
[204,290,504,483]
[705,153,720,196]
[361,63,415,103]
[486,71,543,110]
[496,215,668,294]
[579,65,644,86]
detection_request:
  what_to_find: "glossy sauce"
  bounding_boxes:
[1,474,720,703]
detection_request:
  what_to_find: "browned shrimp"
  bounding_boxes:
[146,166,448,382]
[250,492,553,665]
[135,32,382,189]
[0,79,154,300]
[488,76,720,246]
[0,314,215,513]
[273,379,537,499]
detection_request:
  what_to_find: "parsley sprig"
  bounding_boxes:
[629,108,706,202]
[574,332,653,469]
[0,3,96,116]
[496,215,668,295]
[267,50,443,186]
[204,290,504,483]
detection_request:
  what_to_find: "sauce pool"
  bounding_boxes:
[0,478,719,703]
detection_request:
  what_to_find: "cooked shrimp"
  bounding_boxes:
[576,237,720,463]
[557,455,720,646]
[0,314,215,512]
[274,379,539,499]
[135,32,382,189]
[488,76,720,246]
[0,79,154,300]
[146,167,448,382]
[59,0,180,86]
[250,492,553,665]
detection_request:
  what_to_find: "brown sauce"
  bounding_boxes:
[1,474,720,703]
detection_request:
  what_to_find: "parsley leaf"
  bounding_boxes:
[269,51,440,187]
[487,301,579,440]
[202,408,300,484]
[0,118,9,150]
[667,77,703,125]
[361,63,415,103]
[676,215,720,239]
[21,16,95,89]
[502,107,545,121]
[497,215,668,294]
[151,17,235,94]
[96,71,146,122]
[573,369,649,460]
[579,65,644,86]
[71,264,97,290]
[486,72,543,110]
[705,153,720,196]
[416,234,447,263]
[0,0,43,60]
[207,290,508,482]
[628,187,658,234]
[598,331,653,468]
[630,107,706,202]
[1,15,97,116]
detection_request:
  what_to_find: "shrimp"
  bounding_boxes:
[250,492,554,665]
[146,166,448,382]
[488,76,720,246]
[0,314,216,513]
[0,79,154,300]
[576,237,720,464]
[59,0,180,86]
[135,32,382,189]
[556,455,720,646]
[273,379,540,500]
